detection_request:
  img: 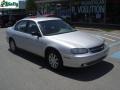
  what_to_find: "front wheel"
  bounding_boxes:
[47,50,63,70]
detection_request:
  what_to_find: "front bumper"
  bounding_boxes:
[62,46,109,68]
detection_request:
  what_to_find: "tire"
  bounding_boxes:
[46,50,63,70]
[9,39,17,53]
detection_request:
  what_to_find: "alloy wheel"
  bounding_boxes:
[48,53,59,69]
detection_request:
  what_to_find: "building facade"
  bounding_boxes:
[36,0,120,25]
[0,0,26,27]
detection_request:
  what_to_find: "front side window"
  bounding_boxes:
[14,20,27,32]
[38,20,76,36]
[27,21,40,34]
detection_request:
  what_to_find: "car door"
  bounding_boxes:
[13,20,29,50]
[25,21,45,56]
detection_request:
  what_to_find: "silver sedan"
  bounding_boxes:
[6,17,109,70]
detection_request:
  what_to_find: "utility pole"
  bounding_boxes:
[70,0,72,23]
[104,0,106,24]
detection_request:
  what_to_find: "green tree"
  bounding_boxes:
[25,0,37,15]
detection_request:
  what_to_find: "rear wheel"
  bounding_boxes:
[9,39,17,52]
[46,50,63,70]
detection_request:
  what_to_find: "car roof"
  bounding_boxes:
[22,16,61,22]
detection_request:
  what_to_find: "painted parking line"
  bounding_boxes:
[96,35,116,42]
[104,34,120,39]
[91,30,120,37]
[109,41,120,47]
[109,33,120,36]
[96,30,120,35]
[83,30,119,42]
[111,51,120,60]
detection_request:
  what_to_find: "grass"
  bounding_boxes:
[102,29,114,32]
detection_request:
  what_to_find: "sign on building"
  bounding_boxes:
[72,0,105,14]
[0,0,19,9]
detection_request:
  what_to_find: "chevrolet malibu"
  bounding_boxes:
[6,17,109,70]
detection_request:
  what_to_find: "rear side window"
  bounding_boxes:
[14,20,27,32]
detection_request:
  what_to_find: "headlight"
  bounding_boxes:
[71,48,88,54]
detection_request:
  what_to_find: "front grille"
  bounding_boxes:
[89,44,105,53]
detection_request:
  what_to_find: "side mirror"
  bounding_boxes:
[31,31,41,37]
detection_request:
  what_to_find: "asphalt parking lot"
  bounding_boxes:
[0,28,120,90]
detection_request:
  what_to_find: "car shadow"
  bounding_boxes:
[9,49,114,82]
[56,61,114,81]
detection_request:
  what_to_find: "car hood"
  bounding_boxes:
[46,31,104,48]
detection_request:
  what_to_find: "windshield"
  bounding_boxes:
[38,20,76,36]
